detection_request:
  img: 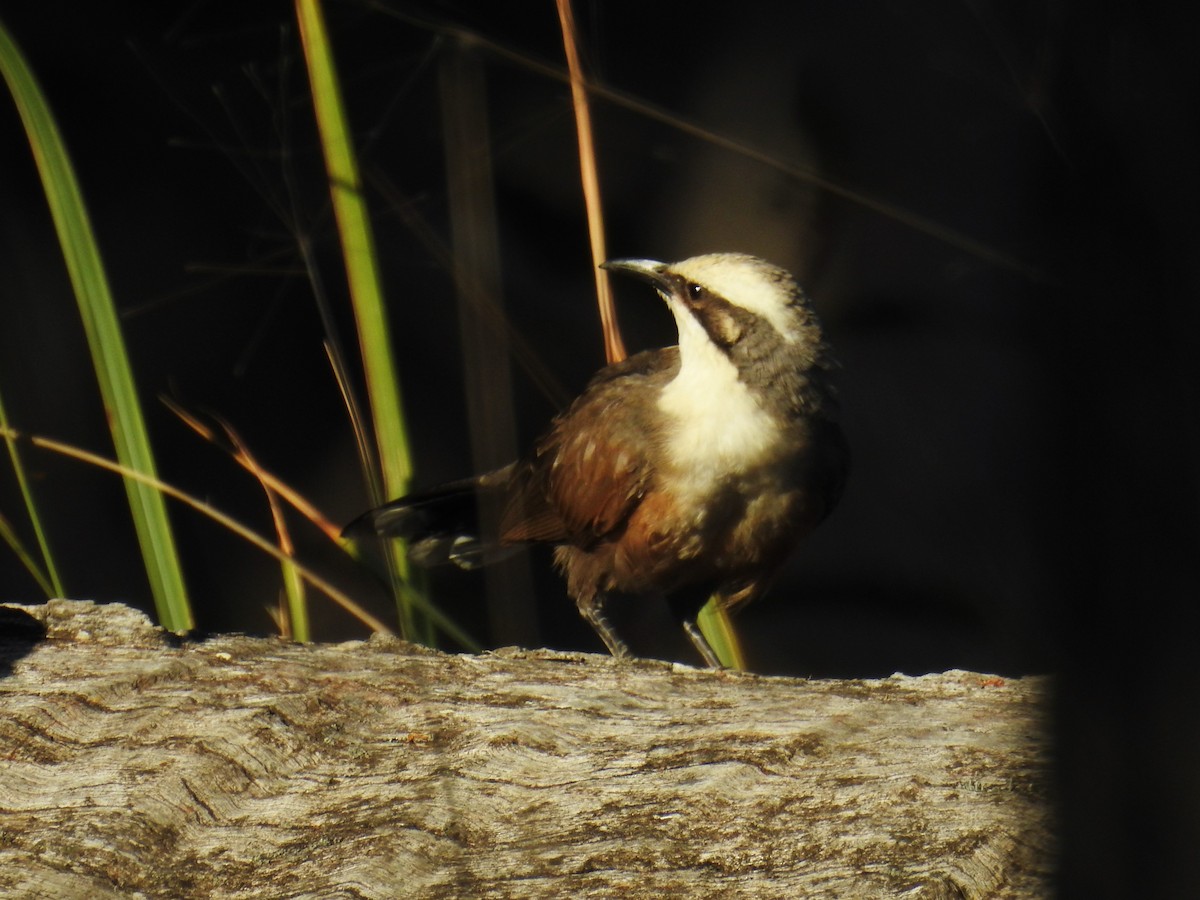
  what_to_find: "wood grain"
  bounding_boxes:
[0,600,1053,898]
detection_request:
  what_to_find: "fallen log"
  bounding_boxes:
[0,600,1053,898]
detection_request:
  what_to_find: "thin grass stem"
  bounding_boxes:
[0,389,63,597]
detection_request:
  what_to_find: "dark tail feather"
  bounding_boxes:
[343,469,518,570]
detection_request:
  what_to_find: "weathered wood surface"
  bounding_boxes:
[0,600,1053,898]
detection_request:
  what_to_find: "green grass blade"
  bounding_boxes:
[696,598,747,671]
[0,389,64,597]
[0,17,192,632]
[281,556,309,642]
[294,0,412,500]
[295,0,421,638]
[263,487,309,643]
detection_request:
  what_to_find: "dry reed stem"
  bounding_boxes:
[555,0,626,364]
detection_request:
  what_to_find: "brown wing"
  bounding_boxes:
[500,348,678,546]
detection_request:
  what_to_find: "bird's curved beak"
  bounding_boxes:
[600,258,672,293]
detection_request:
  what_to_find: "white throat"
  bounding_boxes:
[657,300,778,496]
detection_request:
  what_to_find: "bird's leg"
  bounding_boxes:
[575,592,630,658]
[681,618,724,668]
[668,585,736,668]
[675,578,769,669]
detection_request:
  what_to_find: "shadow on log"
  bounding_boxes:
[0,600,1053,898]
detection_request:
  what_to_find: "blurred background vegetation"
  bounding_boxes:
[1,3,1197,894]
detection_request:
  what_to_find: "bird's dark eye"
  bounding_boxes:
[687,282,704,300]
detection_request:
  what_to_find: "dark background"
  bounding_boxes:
[1,1,1197,895]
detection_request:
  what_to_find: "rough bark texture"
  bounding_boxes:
[0,600,1053,898]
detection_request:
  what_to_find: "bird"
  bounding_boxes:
[351,253,848,665]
